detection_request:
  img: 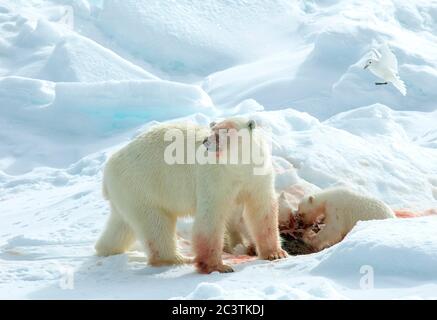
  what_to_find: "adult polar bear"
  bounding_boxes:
[95,117,287,273]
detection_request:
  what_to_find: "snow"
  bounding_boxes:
[98,0,301,75]
[0,0,436,299]
[40,34,158,82]
[202,1,437,119]
[312,217,437,281]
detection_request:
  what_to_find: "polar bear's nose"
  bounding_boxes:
[203,137,209,147]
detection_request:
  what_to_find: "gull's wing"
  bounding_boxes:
[371,48,382,59]
[378,43,399,74]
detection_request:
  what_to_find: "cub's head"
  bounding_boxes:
[202,117,257,159]
[297,193,326,226]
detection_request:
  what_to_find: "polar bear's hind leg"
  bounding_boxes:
[95,205,135,256]
[137,208,191,266]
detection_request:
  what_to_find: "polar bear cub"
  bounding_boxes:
[297,187,395,251]
[95,117,287,273]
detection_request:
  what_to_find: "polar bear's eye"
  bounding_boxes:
[248,120,256,131]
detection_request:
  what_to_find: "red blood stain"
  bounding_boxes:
[224,255,257,265]
[190,235,258,272]
[213,120,237,130]
[394,208,437,218]
[283,185,306,198]
[193,234,221,273]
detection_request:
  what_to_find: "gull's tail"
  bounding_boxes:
[391,77,406,96]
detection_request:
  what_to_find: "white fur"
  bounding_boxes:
[223,204,255,255]
[298,187,395,250]
[95,118,286,273]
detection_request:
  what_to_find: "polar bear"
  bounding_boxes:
[95,117,287,273]
[297,187,395,251]
[223,204,256,255]
[223,188,308,255]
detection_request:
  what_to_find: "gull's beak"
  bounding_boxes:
[203,137,210,149]
[363,65,369,69]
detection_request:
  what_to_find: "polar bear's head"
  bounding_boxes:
[297,194,326,226]
[202,117,257,159]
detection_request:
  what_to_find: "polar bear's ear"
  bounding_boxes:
[209,121,217,128]
[309,195,315,204]
[247,119,256,131]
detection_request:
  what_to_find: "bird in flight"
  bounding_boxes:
[364,43,406,96]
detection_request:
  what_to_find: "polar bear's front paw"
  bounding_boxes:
[196,261,234,274]
[261,248,288,261]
